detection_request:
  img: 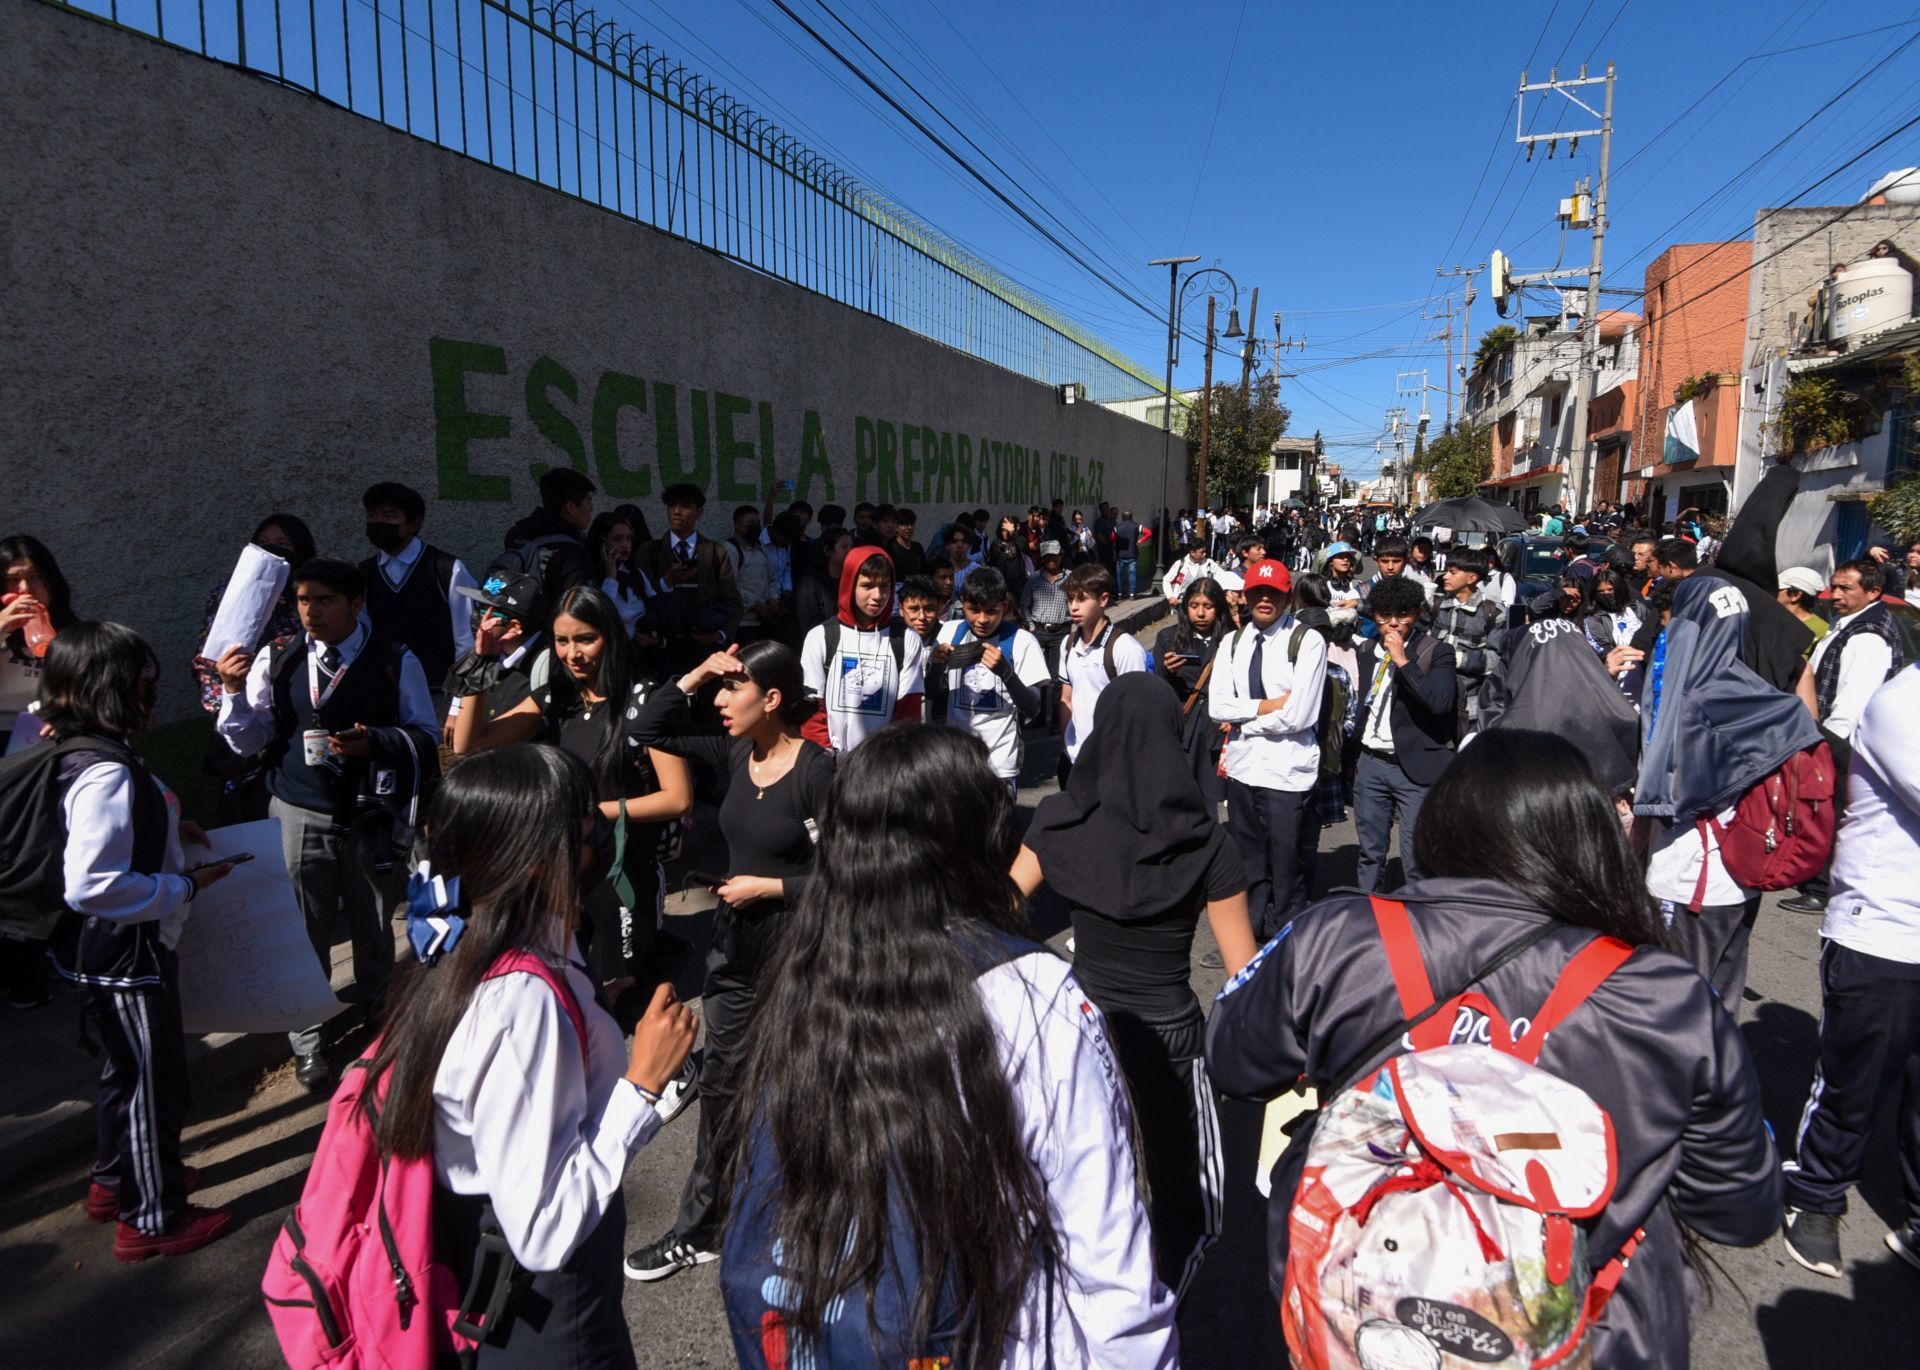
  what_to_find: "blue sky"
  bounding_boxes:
[598,0,1920,479]
[79,0,1920,479]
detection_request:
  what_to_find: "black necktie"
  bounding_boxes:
[677,540,695,566]
[1247,632,1266,701]
[319,645,341,677]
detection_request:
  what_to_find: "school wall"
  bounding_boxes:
[0,0,1174,718]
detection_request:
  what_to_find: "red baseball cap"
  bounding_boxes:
[1244,559,1292,593]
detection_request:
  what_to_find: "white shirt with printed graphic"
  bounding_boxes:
[937,620,1050,779]
[800,620,928,753]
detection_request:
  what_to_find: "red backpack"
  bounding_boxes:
[261,950,587,1369]
[1690,742,1837,911]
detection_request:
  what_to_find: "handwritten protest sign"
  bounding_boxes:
[176,819,345,1035]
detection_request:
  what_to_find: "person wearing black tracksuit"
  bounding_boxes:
[1207,730,1780,1369]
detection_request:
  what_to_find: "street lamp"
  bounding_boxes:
[1149,257,1243,548]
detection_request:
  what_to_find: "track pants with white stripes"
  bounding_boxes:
[1784,939,1920,1225]
[1105,1007,1223,1303]
[83,955,191,1235]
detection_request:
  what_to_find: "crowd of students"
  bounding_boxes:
[4,453,1918,1365]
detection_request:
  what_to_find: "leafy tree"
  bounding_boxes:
[1180,373,1291,506]
[1414,422,1493,498]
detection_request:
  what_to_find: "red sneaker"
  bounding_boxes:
[113,1205,233,1262]
[86,1165,201,1223]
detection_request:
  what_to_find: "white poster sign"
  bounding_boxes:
[199,544,290,663]
[5,710,47,756]
[175,819,345,1035]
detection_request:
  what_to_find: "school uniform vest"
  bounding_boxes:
[264,636,406,820]
[1814,602,1905,720]
[53,741,170,989]
[359,546,458,686]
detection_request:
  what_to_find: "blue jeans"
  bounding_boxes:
[1116,556,1138,596]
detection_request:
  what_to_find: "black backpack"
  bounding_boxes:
[821,617,910,674]
[492,531,577,585]
[0,735,141,939]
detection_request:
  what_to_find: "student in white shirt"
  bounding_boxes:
[1646,807,1760,1005]
[1784,559,1907,915]
[44,623,241,1262]
[1783,662,1920,1279]
[1208,559,1327,942]
[214,558,441,1091]
[932,567,1048,790]
[800,544,926,752]
[1161,543,1222,605]
[724,504,782,645]
[358,745,695,1358]
[1058,563,1148,779]
[359,481,479,700]
[719,726,1177,1368]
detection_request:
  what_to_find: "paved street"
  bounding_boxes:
[1,611,1914,1366]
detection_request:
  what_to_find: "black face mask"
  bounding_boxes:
[367,522,408,553]
[581,813,617,895]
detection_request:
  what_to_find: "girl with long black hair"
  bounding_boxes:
[40,622,240,1258]
[449,586,690,994]
[1,534,85,1007]
[363,746,695,1367]
[587,510,657,641]
[0,533,79,735]
[620,640,836,1284]
[1014,674,1253,1303]
[1208,730,1781,1367]
[721,725,1175,1367]
[1152,576,1233,805]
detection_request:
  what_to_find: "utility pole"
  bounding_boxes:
[1423,298,1457,426]
[1515,61,1615,513]
[1437,263,1483,400]
[1198,295,1217,509]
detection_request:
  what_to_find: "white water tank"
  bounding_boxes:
[1862,167,1920,204]
[1831,258,1914,347]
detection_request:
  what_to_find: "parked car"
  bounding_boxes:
[1495,534,1614,626]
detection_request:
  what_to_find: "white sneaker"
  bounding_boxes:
[1065,936,1076,955]
[653,1053,700,1127]
[1887,1225,1920,1273]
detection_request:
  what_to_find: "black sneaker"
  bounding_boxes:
[1778,893,1828,915]
[1198,949,1225,970]
[623,1229,717,1283]
[1886,1225,1920,1274]
[1783,1207,1843,1277]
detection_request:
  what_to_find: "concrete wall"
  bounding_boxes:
[1,0,1173,714]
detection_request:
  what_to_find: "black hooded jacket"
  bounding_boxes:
[501,507,590,604]
[1207,878,1779,1370]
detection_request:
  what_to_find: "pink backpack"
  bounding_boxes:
[261,950,588,1369]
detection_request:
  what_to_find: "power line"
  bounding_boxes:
[758,0,1168,324]
[1175,0,1252,249]
[800,0,1158,311]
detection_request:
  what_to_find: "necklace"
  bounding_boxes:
[748,742,789,799]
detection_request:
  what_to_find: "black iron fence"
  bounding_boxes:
[47,0,1163,403]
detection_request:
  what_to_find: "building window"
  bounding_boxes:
[1549,395,1563,428]
[1890,401,1920,483]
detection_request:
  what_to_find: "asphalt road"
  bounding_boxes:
[3,608,1914,1367]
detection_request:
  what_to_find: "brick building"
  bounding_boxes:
[1628,242,1752,522]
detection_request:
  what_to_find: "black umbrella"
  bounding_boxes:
[1409,496,1527,535]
